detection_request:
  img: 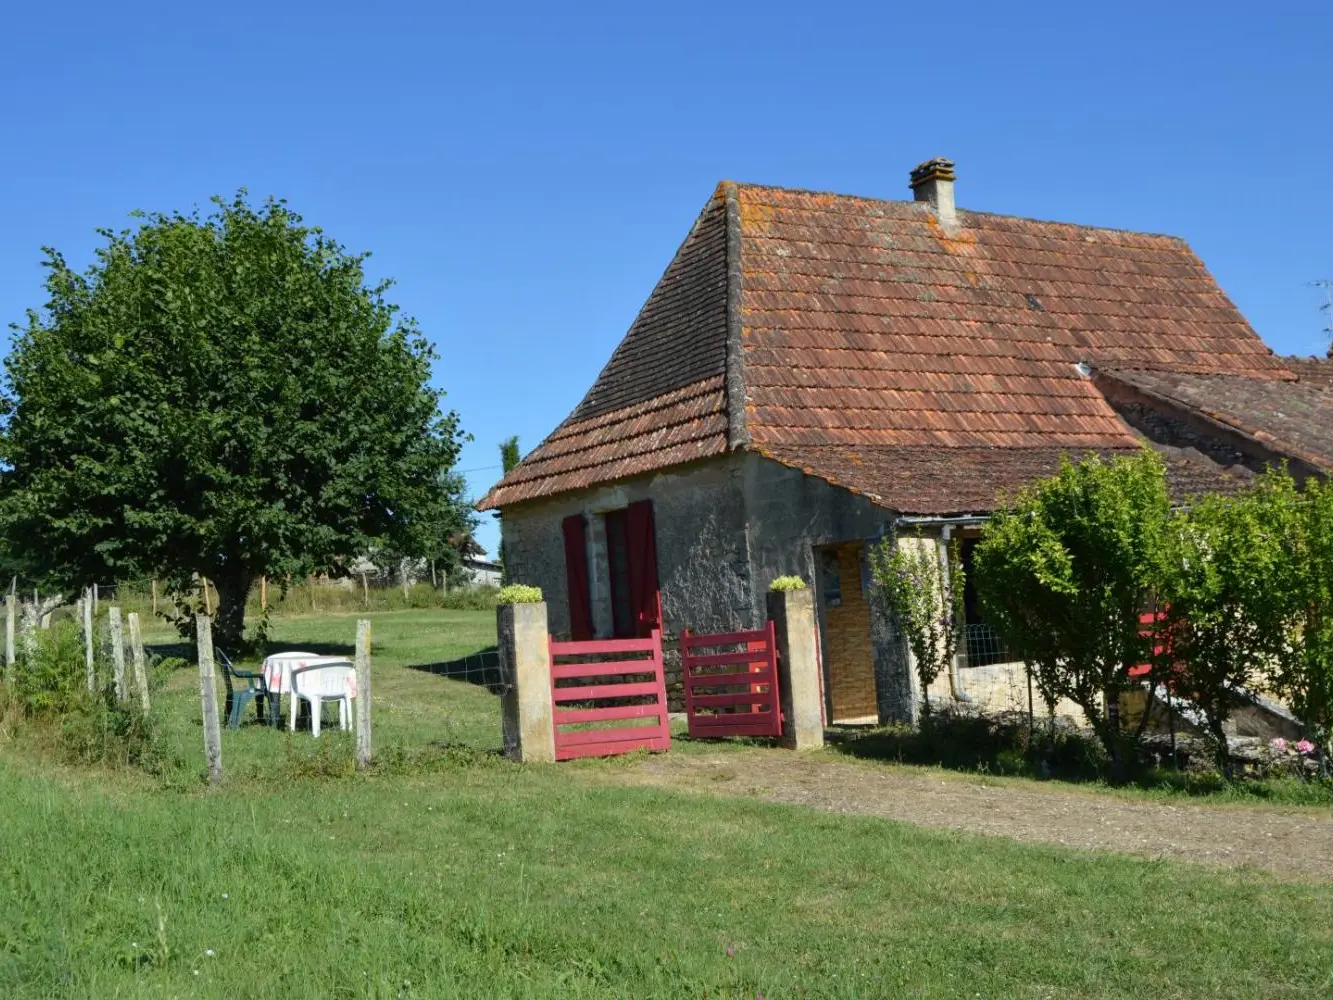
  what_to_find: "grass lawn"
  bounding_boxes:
[2,609,1332,998]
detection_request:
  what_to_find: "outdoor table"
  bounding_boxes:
[261,652,355,726]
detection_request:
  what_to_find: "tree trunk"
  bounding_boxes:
[1207,714,1233,779]
[211,571,252,654]
[1104,688,1125,781]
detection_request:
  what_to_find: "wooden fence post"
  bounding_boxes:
[202,577,213,616]
[108,607,127,703]
[82,590,95,692]
[128,611,149,712]
[355,619,372,769]
[151,579,159,617]
[2,594,13,686]
[92,583,99,617]
[261,575,268,611]
[196,614,223,785]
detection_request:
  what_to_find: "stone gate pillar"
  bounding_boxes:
[767,588,825,750]
[497,601,556,763]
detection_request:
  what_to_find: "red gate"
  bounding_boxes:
[549,631,671,761]
[681,622,783,739]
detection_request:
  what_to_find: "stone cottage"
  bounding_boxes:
[479,159,1333,723]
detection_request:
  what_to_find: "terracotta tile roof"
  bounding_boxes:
[756,443,1243,515]
[480,179,1287,512]
[735,185,1285,459]
[1097,365,1333,475]
[1282,355,1333,389]
[479,376,729,508]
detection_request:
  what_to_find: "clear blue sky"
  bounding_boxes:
[2,2,1330,557]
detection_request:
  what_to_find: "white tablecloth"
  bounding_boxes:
[262,652,357,697]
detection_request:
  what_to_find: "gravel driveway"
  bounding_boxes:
[599,747,1333,881]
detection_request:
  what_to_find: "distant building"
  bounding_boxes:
[462,555,502,588]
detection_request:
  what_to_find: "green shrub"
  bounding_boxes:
[439,586,499,611]
[769,575,807,592]
[1,616,184,779]
[12,620,87,715]
[496,584,543,605]
[59,697,182,777]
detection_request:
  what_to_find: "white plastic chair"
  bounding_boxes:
[289,660,357,737]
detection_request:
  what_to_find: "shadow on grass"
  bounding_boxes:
[827,713,1111,785]
[405,645,503,694]
[826,712,1333,804]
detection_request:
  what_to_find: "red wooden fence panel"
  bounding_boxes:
[548,630,670,761]
[1131,607,1178,680]
[681,622,783,739]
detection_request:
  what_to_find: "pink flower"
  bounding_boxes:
[1270,738,1288,752]
[1294,739,1317,755]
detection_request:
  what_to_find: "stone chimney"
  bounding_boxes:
[909,157,957,227]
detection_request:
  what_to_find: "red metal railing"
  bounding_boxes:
[548,631,671,761]
[681,622,783,739]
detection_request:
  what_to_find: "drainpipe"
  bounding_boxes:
[938,525,972,705]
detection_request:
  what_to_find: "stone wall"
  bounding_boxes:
[739,455,895,722]
[924,660,1086,723]
[740,454,889,615]
[500,452,899,713]
[500,456,753,707]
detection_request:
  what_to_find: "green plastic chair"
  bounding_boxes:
[217,649,278,729]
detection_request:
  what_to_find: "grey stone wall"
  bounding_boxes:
[500,455,755,641]
[499,456,754,707]
[738,454,905,722]
[740,453,890,615]
[501,451,917,714]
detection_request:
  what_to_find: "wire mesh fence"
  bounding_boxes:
[962,622,1013,668]
[413,647,505,695]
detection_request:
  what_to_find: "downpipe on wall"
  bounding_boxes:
[938,524,973,705]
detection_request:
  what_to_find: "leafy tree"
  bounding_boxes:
[1156,474,1302,773]
[974,451,1171,772]
[1273,476,1333,770]
[0,193,469,651]
[869,531,964,719]
[499,436,520,476]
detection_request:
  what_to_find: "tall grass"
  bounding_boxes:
[3,759,1332,999]
[4,609,1333,997]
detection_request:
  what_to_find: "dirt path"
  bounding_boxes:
[597,748,1333,881]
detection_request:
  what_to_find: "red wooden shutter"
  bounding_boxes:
[626,500,661,638]
[562,514,593,640]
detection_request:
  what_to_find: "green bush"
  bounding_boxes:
[1,616,184,779]
[768,575,807,592]
[58,696,182,777]
[12,620,87,715]
[496,584,543,605]
[439,586,500,611]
